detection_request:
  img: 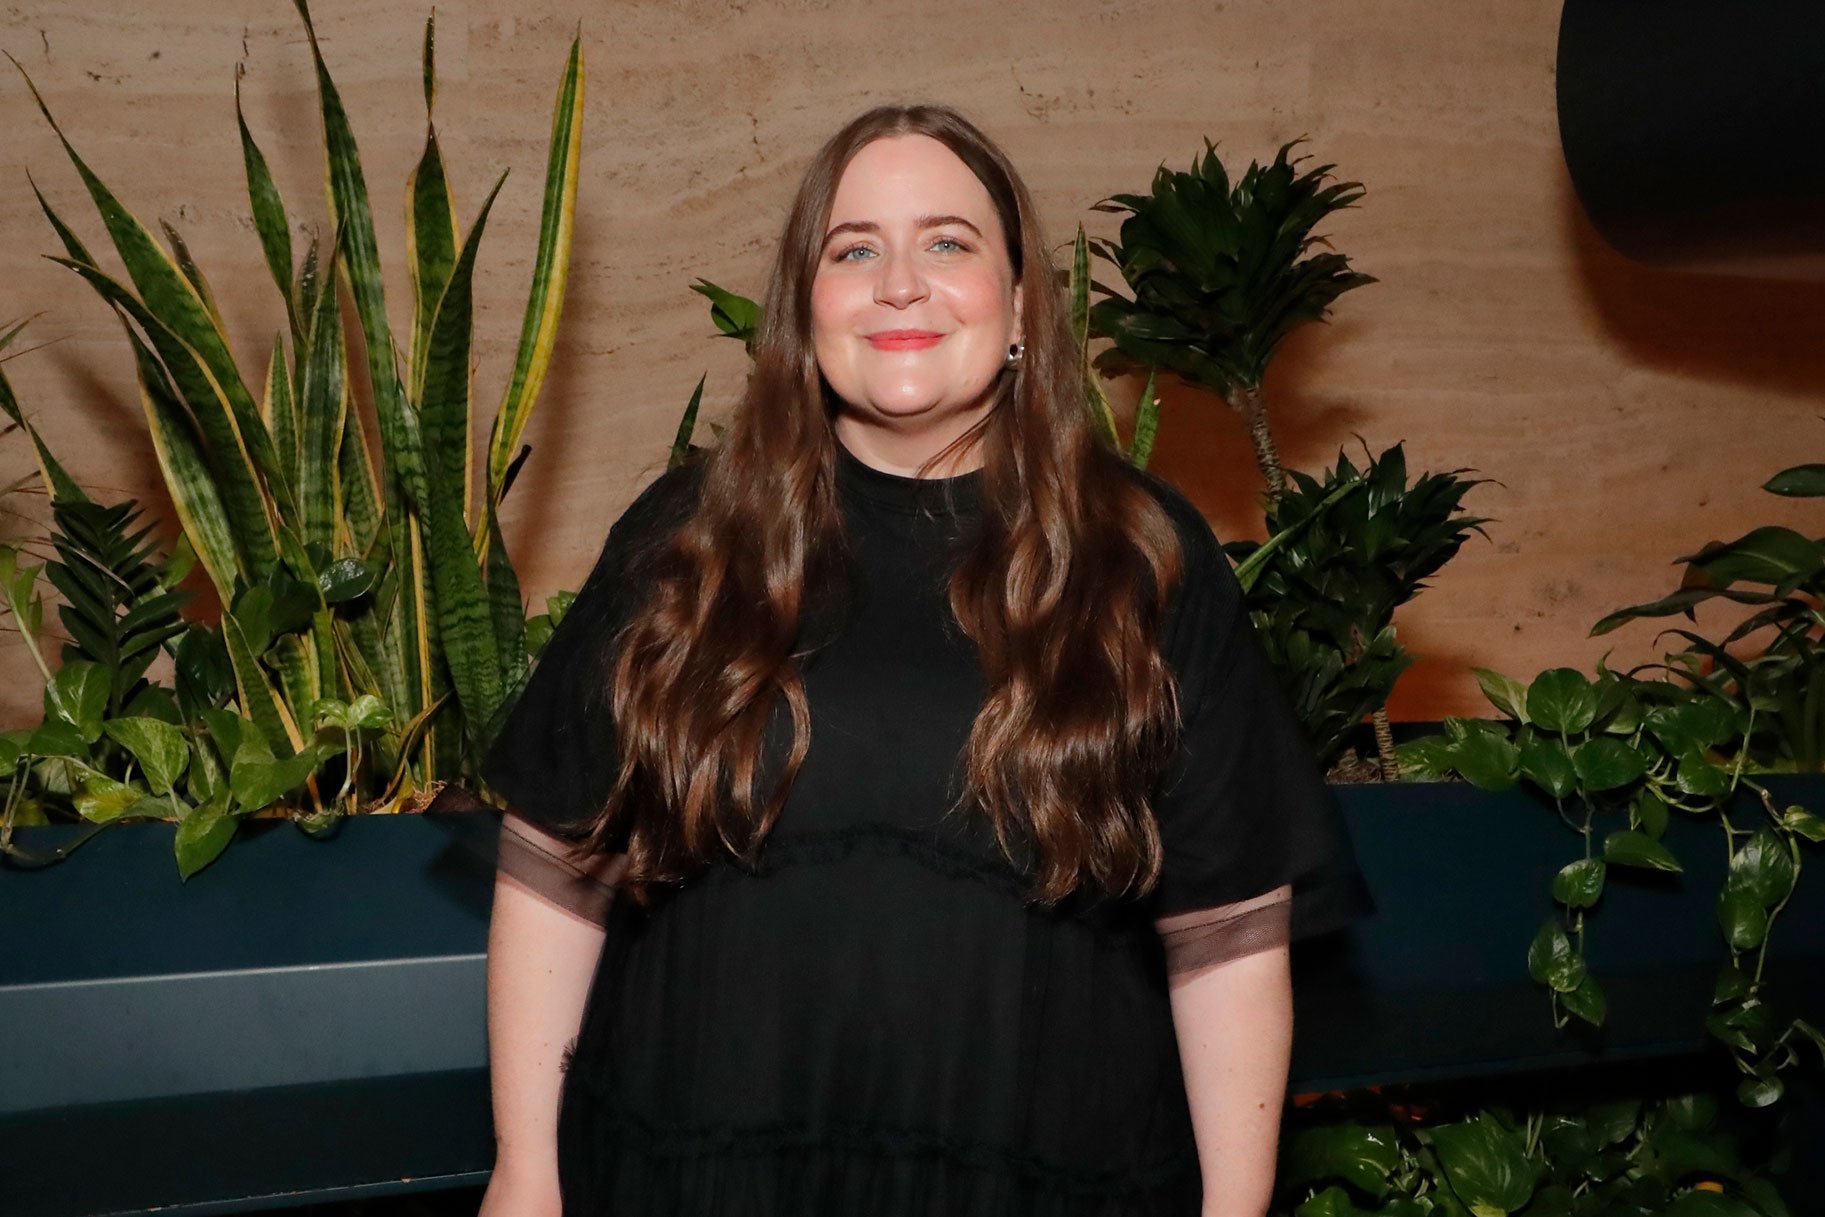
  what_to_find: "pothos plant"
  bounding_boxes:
[1275,1085,1792,1217]
[1396,659,1825,1109]
[0,0,586,878]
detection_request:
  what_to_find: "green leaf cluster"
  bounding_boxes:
[1396,654,1824,1102]
[1226,442,1491,765]
[0,1,591,878]
[1592,448,1825,774]
[1087,137,1375,399]
[1275,1090,1792,1217]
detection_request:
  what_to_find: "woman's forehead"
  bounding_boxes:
[827,134,1000,231]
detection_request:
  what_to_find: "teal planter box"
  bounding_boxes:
[2,776,1822,1215]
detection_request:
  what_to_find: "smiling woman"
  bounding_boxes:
[810,135,1024,476]
[478,103,1370,1217]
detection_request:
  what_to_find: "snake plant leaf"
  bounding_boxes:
[419,174,511,738]
[297,241,348,553]
[48,253,278,586]
[221,608,302,757]
[235,75,297,335]
[406,19,459,402]
[294,0,426,507]
[263,337,298,490]
[1128,370,1159,471]
[295,0,430,762]
[1067,227,1121,451]
[295,235,322,353]
[158,220,223,331]
[337,374,384,560]
[484,507,528,693]
[0,322,88,507]
[16,63,298,530]
[488,32,584,500]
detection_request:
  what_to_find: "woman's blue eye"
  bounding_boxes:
[931,237,966,252]
[834,245,875,262]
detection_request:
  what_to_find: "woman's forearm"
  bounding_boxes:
[1167,943,1294,1217]
[484,813,611,1203]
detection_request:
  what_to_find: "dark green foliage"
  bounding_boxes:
[46,498,195,718]
[1592,450,1825,774]
[1225,442,1490,765]
[1088,138,1376,398]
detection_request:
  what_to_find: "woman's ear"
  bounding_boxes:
[1011,280,1024,347]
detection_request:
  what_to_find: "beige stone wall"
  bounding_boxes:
[2,0,1820,728]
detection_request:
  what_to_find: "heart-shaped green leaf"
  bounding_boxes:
[1603,830,1683,873]
[1552,858,1606,909]
[1527,668,1598,735]
[102,716,189,796]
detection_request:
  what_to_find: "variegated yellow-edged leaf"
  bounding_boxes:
[298,242,347,552]
[486,35,583,502]
[0,326,89,507]
[420,174,510,738]
[236,74,298,337]
[406,13,459,404]
[263,335,298,486]
[129,329,240,599]
[48,254,279,582]
[16,61,299,528]
[1129,370,1160,470]
[222,607,306,758]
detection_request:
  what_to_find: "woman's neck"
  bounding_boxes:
[831,411,988,479]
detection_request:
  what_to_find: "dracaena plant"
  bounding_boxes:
[1226,442,1490,777]
[1087,138,1375,500]
[1396,659,1825,1109]
[0,0,585,878]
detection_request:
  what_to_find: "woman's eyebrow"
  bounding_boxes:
[821,214,986,244]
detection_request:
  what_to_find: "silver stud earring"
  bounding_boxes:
[1006,341,1025,369]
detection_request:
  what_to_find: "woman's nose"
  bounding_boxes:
[872,251,929,309]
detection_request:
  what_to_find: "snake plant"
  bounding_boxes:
[2,0,586,874]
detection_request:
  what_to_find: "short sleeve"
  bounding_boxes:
[1144,484,1376,941]
[477,462,698,846]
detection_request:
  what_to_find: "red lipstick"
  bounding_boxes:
[867,329,944,351]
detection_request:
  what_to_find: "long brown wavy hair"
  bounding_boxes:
[581,104,1191,908]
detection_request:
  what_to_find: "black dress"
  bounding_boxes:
[480,437,1372,1217]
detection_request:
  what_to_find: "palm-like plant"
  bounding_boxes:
[1088,139,1375,498]
[1226,443,1490,774]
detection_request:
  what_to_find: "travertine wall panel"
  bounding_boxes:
[1,0,1819,729]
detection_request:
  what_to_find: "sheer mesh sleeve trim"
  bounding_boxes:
[1153,882,1291,985]
[496,810,626,927]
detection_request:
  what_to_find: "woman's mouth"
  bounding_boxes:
[866,330,944,351]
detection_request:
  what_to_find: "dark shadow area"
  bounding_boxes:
[1562,173,1825,396]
